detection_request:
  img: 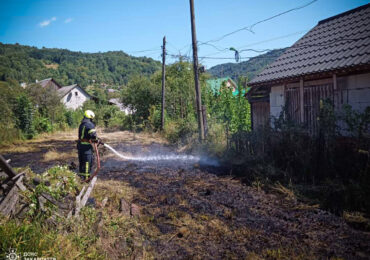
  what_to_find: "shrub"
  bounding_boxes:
[164,117,197,144]
[33,115,52,133]
[148,105,162,131]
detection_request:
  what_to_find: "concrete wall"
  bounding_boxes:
[61,87,90,110]
[269,85,285,121]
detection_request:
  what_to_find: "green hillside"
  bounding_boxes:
[207,48,287,81]
[0,43,161,87]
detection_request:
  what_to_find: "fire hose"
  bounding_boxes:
[84,139,103,183]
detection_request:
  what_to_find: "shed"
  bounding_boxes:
[248,3,370,132]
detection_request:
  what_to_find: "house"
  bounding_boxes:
[35,78,62,90]
[248,4,370,132]
[207,77,240,96]
[35,78,92,110]
[58,84,92,110]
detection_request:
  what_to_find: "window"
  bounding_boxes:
[75,92,78,96]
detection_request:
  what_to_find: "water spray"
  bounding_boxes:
[103,143,200,162]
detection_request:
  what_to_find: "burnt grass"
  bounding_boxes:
[98,143,370,259]
[2,132,370,259]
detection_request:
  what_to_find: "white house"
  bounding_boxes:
[58,84,91,110]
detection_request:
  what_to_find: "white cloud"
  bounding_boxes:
[39,17,57,27]
[64,18,73,24]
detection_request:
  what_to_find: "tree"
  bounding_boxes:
[120,75,161,122]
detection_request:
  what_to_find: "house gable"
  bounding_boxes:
[58,85,91,110]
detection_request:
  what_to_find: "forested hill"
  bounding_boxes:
[0,43,161,87]
[207,48,287,81]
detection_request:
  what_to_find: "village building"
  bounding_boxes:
[248,4,370,132]
[35,78,62,90]
[58,84,92,110]
[207,77,239,96]
[109,98,133,115]
[34,78,92,110]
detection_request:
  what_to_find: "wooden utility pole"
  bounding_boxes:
[189,0,205,141]
[161,36,166,130]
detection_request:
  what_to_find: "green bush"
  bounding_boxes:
[108,111,127,129]
[33,116,52,133]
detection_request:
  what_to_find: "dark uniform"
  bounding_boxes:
[77,117,98,178]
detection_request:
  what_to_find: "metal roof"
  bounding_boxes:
[206,77,238,95]
[249,3,370,86]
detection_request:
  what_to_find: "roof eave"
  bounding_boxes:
[249,64,370,88]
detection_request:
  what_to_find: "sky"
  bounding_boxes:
[0,0,369,68]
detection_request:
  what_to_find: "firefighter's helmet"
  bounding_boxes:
[84,110,95,119]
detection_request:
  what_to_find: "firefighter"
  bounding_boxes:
[77,110,99,179]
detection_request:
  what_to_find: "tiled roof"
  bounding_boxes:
[249,4,370,85]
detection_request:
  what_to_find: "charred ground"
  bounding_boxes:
[1,130,369,259]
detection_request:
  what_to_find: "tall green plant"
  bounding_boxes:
[14,94,35,138]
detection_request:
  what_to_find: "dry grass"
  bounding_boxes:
[1,129,166,156]
[93,179,135,209]
[270,182,296,200]
[42,149,75,162]
[99,130,168,146]
[343,211,370,231]
[0,145,39,154]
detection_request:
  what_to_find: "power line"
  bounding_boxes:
[199,0,318,45]
[168,53,281,61]
[169,35,370,62]
[200,29,310,57]
[249,0,318,32]
[126,47,161,54]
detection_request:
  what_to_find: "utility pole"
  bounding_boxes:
[189,0,205,141]
[161,36,166,130]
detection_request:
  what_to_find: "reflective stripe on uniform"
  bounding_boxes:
[81,126,86,139]
[88,129,96,134]
[85,162,89,177]
[80,142,91,145]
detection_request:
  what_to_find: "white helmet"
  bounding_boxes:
[84,110,95,119]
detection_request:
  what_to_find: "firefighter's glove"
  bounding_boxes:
[97,138,104,146]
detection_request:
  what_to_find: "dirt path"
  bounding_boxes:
[1,130,369,259]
